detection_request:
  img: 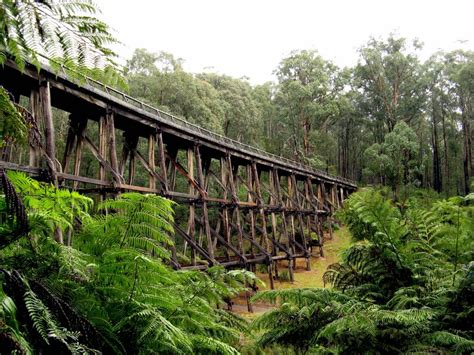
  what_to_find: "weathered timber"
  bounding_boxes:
[0,59,357,273]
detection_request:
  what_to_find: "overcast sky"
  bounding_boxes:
[96,0,474,84]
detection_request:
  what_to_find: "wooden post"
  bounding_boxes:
[252,162,270,252]
[98,116,107,183]
[268,170,280,280]
[72,118,87,190]
[286,176,300,275]
[167,149,177,192]
[148,134,156,189]
[156,129,169,193]
[195,145,214,260]
[62,114,78,175]
[187,148,196,265]
[227,154,245,257]
[290,175,310,271]
[105,110,121,185]
[273,170,293,282]
[28,89,41,167]
[308,178,324,257]
[267,262,274,290]
[39,81,56,181]
[246,165,256,259]
[221,157,231,261]
[323,183,333,240]
[39,80,63,243]
[128,135,138,185]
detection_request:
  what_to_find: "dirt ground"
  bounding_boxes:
[232,227,352,317]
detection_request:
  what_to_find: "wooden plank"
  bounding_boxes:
[57,172,110,186]
[174,223,216,265]
[0,161,41,175]
[135,149,167,186]
[165,152,204,195]
[195,217,247,263]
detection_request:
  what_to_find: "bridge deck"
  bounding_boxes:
[0,60,355,189]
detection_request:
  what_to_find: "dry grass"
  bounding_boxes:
[233,227,352,316]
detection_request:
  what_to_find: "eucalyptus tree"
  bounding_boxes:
[126,49,225,133]
[354,35,427,141]
[364,121,420,191]
[251,82,277,152]
[197,72,261,145]
[443,50,474,194]
[273,50,342,165]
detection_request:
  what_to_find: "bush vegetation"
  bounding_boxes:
[251,188,474,353]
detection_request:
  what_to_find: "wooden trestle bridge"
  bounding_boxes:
[0,60,356,289]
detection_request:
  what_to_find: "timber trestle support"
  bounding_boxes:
[0,60,357,289]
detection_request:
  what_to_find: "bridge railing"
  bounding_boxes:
[51,62,356,187]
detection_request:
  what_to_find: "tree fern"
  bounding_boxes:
[252,189,474,353]
[82,193,175,257]
[1,0,118,68]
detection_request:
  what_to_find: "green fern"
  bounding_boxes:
[0,86,27,148]
[252,189,474,353]
[1,0,118,68]
[82,193,175,257]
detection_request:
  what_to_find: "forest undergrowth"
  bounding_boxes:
[1,171,473,354]
[247,187,474,354]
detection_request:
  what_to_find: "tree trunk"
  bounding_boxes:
[441,110,450,195]
[461,98,472,194]
[432,95,442,192]
[303,117,311,157]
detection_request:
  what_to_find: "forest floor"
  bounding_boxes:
[232,227,352,318]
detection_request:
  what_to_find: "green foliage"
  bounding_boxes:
[0,87,27,148]
[0,0,118,68]
[253,188,474,353]
[0,176,253,354]
[0,0,126,93]
[81,193,174,258]
[277,270,291,282]
[7,171,92,240]
[126,49,226,134]
[364,121,421,189]
[273,50,342,163]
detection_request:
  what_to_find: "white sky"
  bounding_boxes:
[96,0,474,84]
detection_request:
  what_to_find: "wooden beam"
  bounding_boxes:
[195,145,214,260]
[39,80,57,182]
[106,110,120,183]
